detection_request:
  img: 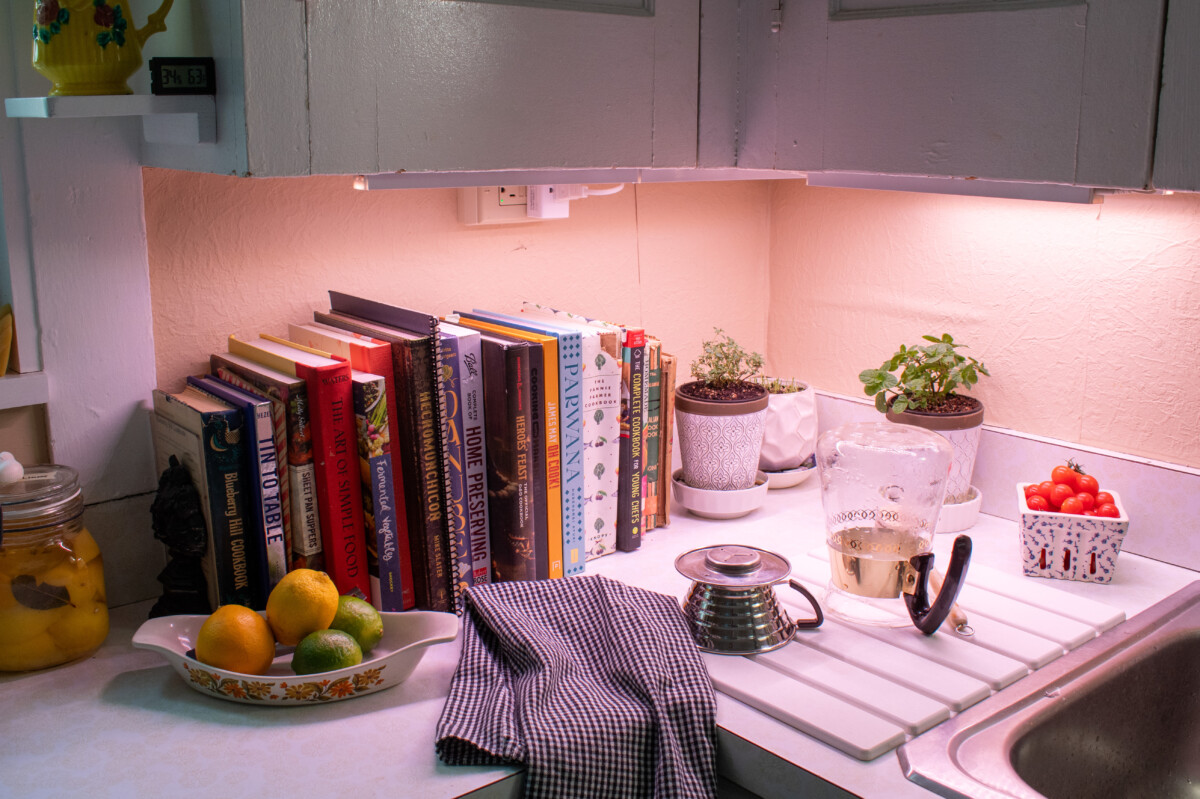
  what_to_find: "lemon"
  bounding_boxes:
[265,568,339,646]
[290,629,362,675]
[0,632,61,672]
[46,599,109,655]
[329,595,383,655]
[194,604,276,675]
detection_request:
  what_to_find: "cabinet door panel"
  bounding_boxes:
[1152,1,1200,191]
[306,0,698,175]
[770,0,1163,188]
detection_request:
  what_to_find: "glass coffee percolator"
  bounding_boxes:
[815,422,971,634]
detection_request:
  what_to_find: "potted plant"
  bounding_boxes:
[858,334,990,529]
[754,376,818,475]
[675,329,769,491]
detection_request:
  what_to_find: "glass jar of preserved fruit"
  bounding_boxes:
[0,465,108,671]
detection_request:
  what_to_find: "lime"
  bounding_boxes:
[329,595,383,655]
[290,629,362,675]
[265,568,339,646]
[194,604,276,675]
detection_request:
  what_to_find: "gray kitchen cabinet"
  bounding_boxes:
[142,0,700,177]
[1151,1,1200,192]
[737,0,1166,190]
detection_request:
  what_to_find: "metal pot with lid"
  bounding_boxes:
[675,544,823,654]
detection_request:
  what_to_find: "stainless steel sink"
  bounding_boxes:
[899,580,1200,798]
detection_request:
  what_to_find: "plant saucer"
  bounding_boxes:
[671,469,769,520]
[763,457,817,490]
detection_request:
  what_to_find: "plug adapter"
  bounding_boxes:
[526,185,574,219]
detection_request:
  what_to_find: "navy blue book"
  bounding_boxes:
[188,374,288,603]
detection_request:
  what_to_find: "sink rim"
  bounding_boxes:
[898,579,1200,799]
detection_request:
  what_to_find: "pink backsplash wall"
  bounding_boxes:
[143,170,771,395]
[145,170,1200,471]
[767,184,1200,470]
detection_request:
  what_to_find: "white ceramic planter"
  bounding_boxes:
[757,380,818,472]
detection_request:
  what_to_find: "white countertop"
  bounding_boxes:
[3,479,1196,799]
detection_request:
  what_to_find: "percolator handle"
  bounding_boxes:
[785,579,824,630]
[904,535,972,635]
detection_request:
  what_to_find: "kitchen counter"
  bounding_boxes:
[2,479,1195,799]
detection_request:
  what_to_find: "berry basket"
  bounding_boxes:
[1017,483,1130,583]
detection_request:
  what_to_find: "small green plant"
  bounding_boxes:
[859,334,989,414]
[756,376,805,394]
[691,328,764,389]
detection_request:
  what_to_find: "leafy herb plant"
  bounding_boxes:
[756,376,805,395]
[690,328,764,389]
[859,334,989,414]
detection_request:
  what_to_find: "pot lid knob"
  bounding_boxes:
[705,546,762,574]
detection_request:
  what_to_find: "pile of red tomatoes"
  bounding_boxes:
[1023,461,1121,517]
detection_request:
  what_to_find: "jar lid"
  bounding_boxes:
[0,464,83,539]
[675,544,792,587]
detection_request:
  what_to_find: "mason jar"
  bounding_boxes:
[0,465,109,671]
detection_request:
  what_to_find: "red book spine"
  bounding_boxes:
[295,360,370,598]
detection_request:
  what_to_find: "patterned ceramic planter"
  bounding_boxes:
[756,379,818,472]
[675,381,769,491]
[885,398,984,506]
[1017,484,1130,583]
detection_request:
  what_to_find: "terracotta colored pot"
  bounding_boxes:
[886,397,984,505]
[675,381,768,491]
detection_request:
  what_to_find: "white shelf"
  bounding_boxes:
[0,370,49,411]
[4,94,215,145]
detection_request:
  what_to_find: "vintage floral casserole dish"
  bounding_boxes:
[132,610,458,705]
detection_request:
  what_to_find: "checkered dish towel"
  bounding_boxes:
[435,575,718,799]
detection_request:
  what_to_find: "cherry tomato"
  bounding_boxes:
[1076,474,1100,496]
[1083,510,1098,516]
[1095,491,1115,507]
[1036,481,1056,501]
[1075,492,1096,512]
[1026,495,1050,512]
[1059,497,1084,515]
[1024,483,1040,499]
[1096,503,1121,518]
[1051,465,1079,489]
[1049,483,1075,509]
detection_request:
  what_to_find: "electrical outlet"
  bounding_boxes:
[457,186,536,225]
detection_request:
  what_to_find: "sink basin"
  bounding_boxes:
[899,580,1200,798]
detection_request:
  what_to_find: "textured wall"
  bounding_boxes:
[143,171,771,394]
[767,183,1200,469]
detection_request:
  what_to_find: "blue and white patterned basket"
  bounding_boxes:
[1017,484,1130,583]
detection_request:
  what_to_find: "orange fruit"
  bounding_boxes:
[194,604,276,675]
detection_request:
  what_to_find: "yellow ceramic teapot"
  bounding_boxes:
[32,0,173,96]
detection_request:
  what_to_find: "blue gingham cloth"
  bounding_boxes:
[435,575,718,798]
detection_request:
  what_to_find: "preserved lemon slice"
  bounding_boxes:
[47,600,108,654]
[0,632,61,672]
[0,604,66,646]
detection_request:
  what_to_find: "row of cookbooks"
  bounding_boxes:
[149,291,677,614]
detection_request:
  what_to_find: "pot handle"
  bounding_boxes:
[784,579,824,630]
[904,534,972,635]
